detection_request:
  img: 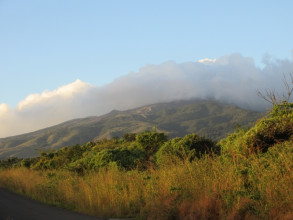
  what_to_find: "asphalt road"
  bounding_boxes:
[0,188,104,220]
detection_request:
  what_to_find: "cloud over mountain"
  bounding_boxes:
[1,53,292,138]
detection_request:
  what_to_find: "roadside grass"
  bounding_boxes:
[0,145,292,219]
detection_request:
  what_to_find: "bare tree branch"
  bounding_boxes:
[257,73,293,105]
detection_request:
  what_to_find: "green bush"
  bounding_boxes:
[156,133,216,165]
[123,133,136,142]
[70,147,147,171]
[0,157,22,168]
[244,103,293,152]
[21,158,33,168]
[220,103,293,154]
[136,130,168,156]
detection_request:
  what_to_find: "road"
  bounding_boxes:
[0,188,104,220]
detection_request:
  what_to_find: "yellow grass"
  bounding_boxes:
[0,151,292,219]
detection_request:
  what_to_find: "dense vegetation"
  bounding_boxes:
[0,103,292,219]
[0,128,216,173]
[0,99,263,159]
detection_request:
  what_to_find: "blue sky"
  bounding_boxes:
[0,1,293,137]
[1,0,292,107]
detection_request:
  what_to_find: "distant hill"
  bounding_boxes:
[0,99,264,159]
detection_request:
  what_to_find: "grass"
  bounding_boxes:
[0,145,292,219]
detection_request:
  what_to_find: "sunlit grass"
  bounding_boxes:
[1,146,292,219]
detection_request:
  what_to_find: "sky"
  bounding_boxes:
[0,0,293,137]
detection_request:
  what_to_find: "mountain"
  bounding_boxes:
[0,99,264,159]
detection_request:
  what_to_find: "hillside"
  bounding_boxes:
[0,102,292,219]
[0,99,264,159]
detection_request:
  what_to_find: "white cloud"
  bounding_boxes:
[17,79,92,111]
[198,58,217,64]
[0,53,292,138]
[0,103,9,115]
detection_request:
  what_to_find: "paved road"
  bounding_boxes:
[0,188,104,220]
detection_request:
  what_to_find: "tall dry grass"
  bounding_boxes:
[0,148,292,219]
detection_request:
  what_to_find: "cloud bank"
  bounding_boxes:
[1,53,293,138]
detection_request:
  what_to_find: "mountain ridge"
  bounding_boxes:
[0,99,264,159]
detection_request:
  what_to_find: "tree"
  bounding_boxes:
[257,73,293,105]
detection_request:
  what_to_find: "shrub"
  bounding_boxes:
[123,133,136,142]
[21,158,33,168]
[0,157,22,168]
[220,103,293,154]
[244,103,293,152]
[70,147,147,171]
[136,129,168,156]
[156,133,216,165]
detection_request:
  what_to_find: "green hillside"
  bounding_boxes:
[0,102,292,219]
[0,99,263,159]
